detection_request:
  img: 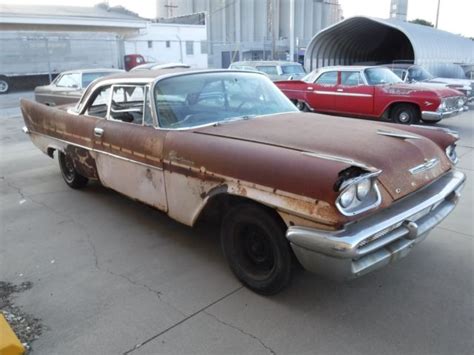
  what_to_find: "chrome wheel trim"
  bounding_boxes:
[0,80,9,93]
[398,111,410,123]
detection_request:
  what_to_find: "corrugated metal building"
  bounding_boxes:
[156,0,343,68]
[304,16,474,78]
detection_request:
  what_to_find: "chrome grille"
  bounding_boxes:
[445,96,459,110]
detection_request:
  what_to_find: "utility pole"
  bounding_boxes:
[289,0,295,62]
[267,0,275,60]
[435,0,441,28]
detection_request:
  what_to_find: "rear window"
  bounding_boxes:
[281,65,305,74]
[82,72,116,88]
[256,66,279,75]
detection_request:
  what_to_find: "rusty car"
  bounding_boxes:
[21,69,465,294]
[34,68,123,106]
[276,66,468,124]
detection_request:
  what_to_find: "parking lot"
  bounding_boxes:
[1,91,473,355]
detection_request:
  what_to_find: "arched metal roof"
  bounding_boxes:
[305,16,474,78]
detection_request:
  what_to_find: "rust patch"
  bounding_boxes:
[65,145,99,179]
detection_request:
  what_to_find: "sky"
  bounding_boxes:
[1,0,473,37]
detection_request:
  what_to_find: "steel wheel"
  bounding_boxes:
[221,204,292,295]
[58,151,88,189]
[391,104,420,124]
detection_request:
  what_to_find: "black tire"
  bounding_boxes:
[391,104,420,124]
[58,151,88,189]
[0,77,9,94]
[296,100,310,112]
[221,203,292,295]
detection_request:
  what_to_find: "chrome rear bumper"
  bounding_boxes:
[287,170,465,281]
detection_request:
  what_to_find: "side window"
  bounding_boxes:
[315,71,338,85]
[56,73,81,88]
[256,66,278,75]
[109,85,145,125]
[86,85,111,118]
[340,71,363,86]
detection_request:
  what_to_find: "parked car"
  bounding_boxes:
[131,62,191,71]
[386,64,474,103]
[124,54,147,71]
[229,61,306,81]
[34,68,123,106]
[21,69,465,294]
[276,66,468,124]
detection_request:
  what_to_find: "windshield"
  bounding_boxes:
[281,65,305,74]
[407,66,434,82]
[154,72,298,129]
[364,68,403,85]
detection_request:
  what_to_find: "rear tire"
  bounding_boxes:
[0,77,10,94]
[296,100,310,112]
[58,151,88,189]
[221,203,292,295]
[391,104,420,124]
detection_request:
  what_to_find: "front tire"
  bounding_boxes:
[391,104,420,124]
[58,151,88,189]
[221,203,292,295]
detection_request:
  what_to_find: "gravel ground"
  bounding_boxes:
[1,281,42,352]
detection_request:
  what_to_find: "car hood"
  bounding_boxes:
[195,112,452,201]
[428,77,473,87]
[387,83,462,97]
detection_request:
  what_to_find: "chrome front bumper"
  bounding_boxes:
[422,106,468,121]
[287,170,465,281]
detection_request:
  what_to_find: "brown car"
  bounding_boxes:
[34,68,123,106]
[21,69,465,294]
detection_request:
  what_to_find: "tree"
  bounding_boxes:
[409,19,434,27]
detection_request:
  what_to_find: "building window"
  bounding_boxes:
[200,41,208,54]
[148,40,153,48]
[165,40,170,48]
[186,41,194,55]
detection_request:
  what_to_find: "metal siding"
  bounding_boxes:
[305,16,474,78]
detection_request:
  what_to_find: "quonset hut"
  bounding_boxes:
[304,16,474,78]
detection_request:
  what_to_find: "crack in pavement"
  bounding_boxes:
[204,311,276,355]
[2,177,186,316]
[122,286,244,354]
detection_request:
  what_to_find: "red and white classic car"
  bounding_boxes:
[275,66,468,124]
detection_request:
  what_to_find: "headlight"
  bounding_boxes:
[339,184,356,208]
[356,179,372,200]
[446,144,458,164]
[438,99,446,111]
[457,97,465,107]
[336,171,382,216]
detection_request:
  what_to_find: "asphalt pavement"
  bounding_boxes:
[1,91,473,355]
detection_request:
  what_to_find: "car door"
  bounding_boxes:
[305,71,338,112]
[335,71,375,116]
[90,83,168,211]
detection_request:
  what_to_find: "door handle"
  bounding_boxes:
[337,88,344,92]
[307,87,313,90]
[94,127,104,137]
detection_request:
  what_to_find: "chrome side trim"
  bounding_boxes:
[377,129,421,140]
[29,130,163,171]
[301,151,372,170]
[314,90,373,97]
[409,158,439,175]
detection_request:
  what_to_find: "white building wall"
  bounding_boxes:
[124,22,208,68]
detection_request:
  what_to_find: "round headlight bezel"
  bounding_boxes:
[445,144,458,164]
[336,171,382,216]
